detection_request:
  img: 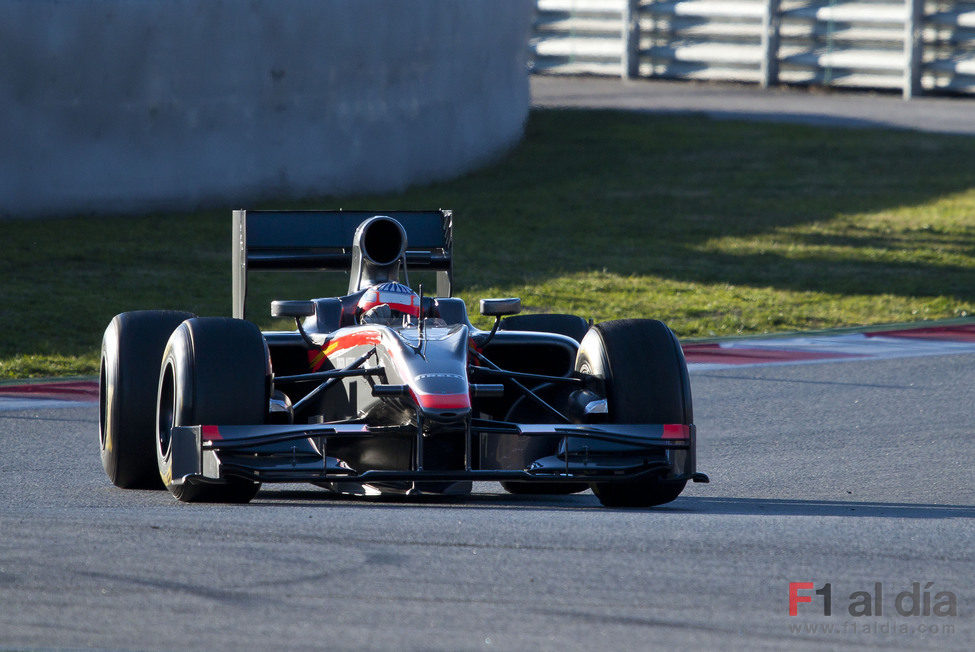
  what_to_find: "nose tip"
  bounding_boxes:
[419,406,471,425]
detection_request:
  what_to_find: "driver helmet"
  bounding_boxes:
[356,282,421,324]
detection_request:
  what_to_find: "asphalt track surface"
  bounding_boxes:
[531,75,975,134]
[2,79,974,650]
[0,347,972,650]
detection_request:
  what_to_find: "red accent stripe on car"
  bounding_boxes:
[201,425,222,440]
[414,393,471,410]
[662,424,690,440]
[308,329,383,371]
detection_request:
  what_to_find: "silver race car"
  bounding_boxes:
[99,210,708,506]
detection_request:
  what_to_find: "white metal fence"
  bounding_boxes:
[531,0,975,97]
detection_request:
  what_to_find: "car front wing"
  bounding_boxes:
[165,420,702,487]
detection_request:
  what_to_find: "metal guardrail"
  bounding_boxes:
[531,0,975,97]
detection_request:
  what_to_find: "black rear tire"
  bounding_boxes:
[156,317,268,503]
[499,313,590,342]
[577,319,692,508]
[99,310,194,489]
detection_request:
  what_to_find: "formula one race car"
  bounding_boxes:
[98,210,708,507]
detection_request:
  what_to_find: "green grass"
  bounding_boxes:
[2,109,974,379]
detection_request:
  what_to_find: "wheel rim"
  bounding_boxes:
[157,362,176,459]
[98,359,109,451]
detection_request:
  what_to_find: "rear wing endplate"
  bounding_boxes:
[232,209,453,319]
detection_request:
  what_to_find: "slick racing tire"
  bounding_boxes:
[577,319,692,508]
[99,310,195,489]
[499,313,590,343]
[156,317,268,503]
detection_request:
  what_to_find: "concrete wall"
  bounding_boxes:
[0,0,533,218]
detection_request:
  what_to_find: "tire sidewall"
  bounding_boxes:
[156,321,196,493]
[575,326,610,399]
[99,317,123,483]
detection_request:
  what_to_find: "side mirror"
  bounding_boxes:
[271,300,316,319]
[479,298,521,317]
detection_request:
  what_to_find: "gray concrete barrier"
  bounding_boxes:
[0,0,533,218]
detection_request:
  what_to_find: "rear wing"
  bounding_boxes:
[232,209,453,319]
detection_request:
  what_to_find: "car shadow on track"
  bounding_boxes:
[253,487,604,511]
[253,489,975,517]
[672,496,975,519]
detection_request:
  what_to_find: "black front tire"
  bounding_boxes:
[577,319,692,508]
[156,317,268,503]
[99,310,195,489]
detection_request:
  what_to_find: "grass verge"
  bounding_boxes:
[2,109,973,378]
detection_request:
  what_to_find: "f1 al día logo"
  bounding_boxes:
[789,581,957,617]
